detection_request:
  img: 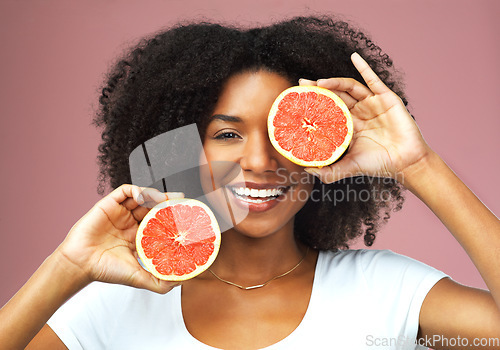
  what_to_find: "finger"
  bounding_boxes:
[126,191,185,221]
[130,268,182,294]
[132,191,185,221]
[351,52,391,95]
[121,197,141,211]
[139,190,185,208]
[98,184,144,217]
[165,192,185,199]
[304,157,362,184]
[131,205,151,222]
[108,184,144,205]
[317,77,373,101]
[138,187,167,205]
[299,78,360,108]
[115,186,163,211]
[298,78,317,86]
[328,90,359,110]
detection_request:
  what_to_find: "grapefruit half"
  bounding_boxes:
[268,85,353,167]
[136,198,221,281]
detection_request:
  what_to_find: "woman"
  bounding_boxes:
[1,16,499,349]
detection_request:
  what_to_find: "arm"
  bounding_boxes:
[0,185,181,349]
[404,150,500,303]
[303,53,500,347]
[405,151,500,348]
[0,251,87,349]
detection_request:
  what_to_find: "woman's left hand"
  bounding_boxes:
[302,55,500,343]
[302,52,431,184]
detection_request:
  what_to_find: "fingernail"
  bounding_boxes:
[166,192,185,199]
[152,191,167,202]
[316,79,326,86]
[137,193,144,204]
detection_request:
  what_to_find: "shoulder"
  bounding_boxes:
[313,249,449,341]
[69,281,178,314]
[48,282,164,327]
[318,248,426,269]
[317,249,447,291]
[48,282,181,349]
[319,248,441,270]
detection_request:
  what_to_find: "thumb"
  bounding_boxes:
[304,157,361,184]
[129,268,181,294]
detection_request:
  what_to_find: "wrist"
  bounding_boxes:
[49,248,92,292]
[397,148,442,194]
[0,249,91,348]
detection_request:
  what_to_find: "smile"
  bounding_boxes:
[226,184,291,207]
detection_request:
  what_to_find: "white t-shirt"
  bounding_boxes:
[48,249,447,349]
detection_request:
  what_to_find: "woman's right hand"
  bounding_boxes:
[1,184,184,349]
[55,184,184,294]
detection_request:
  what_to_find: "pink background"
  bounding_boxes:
[0,0,499,308]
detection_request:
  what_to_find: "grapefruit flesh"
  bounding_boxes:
[268,86,353,167]
[136,198,221,281]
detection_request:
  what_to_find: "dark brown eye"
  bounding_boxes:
[214,132,240,140]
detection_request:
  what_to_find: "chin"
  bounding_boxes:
[227,211,296,240]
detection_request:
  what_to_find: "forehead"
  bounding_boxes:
[212,70,292,118]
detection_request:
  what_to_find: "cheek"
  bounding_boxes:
[295,178,315,203]
[280,163,315,187]
[199,151,213,201]
[204,145,240,163]
[200,145,245,190]
[203,138,227,161]
[282,168,315,204]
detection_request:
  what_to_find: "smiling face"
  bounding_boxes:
[202,69,314,239]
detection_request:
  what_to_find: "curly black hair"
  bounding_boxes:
[93,15,407,250]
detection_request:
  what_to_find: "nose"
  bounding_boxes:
[240,131,279,174]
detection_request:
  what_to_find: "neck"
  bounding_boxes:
[208,220,307,285]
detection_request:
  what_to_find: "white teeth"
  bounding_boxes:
[229,186,287,199]
[239,197,274,204]
[233,187,245,196]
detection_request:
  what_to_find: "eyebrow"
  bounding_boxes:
[210,114,243,123]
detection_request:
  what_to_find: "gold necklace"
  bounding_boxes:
[208,247,309,290]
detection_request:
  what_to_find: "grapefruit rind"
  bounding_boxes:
[136,198,221,281]
[268,85,353,167]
